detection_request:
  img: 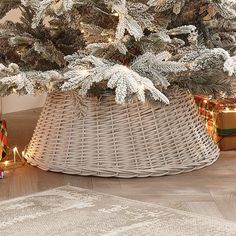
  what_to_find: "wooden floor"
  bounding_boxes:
[1,109,236,222]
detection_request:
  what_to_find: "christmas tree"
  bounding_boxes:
[0,0,236,105]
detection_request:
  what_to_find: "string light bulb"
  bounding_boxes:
[4,161,9,166]
[221,92,226,98]
[12,88,17,93]
[13,147,18,163]
[113,13,119,16]
[108,38,113,43]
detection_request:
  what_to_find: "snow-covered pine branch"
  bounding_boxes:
[22,0,53,28]
[0,0,235,101]
[126,2,154,29]
[21,0,75,28]
[147,0,186,15]
[109,0,143,40]
[180,48,236,73]
[224,56,236,76]
[0,63,63,95]
[131,52,187,88]
[167,25,197,36]
[211,0,236,19]
[0,63,19,76]
[62,55,169,104]
[86,40,128,55]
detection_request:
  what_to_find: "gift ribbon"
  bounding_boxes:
[216,128,236,136]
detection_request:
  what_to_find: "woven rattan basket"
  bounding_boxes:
[25,88,219,178]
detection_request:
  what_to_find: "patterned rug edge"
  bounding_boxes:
[1,184,235,227]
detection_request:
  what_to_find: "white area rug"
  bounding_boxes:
[0,185,236,236]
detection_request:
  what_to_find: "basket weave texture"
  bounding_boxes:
[25,89,219,178]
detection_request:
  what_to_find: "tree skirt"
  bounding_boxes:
[0,186,236,236]
[25,89,219,178]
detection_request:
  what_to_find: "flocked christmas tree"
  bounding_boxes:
[0,0,236,104]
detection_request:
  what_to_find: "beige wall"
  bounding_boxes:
[1,9,46,114]
[2,94,46,114]
[1,8,21,22]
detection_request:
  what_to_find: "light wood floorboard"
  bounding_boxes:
[1,109,236,222]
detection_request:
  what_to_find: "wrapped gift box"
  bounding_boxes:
[216,111,236,150]
[194,95,236,151]
[0,120,8,160]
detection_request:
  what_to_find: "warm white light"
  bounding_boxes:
[22,151,25,158]
[4,161,9,166]
[203,99,208,104]
[12,88,17,93]
[108,38,112,43]
[13,147,18,163]
[221,92,226,98]
[113,13,119,16]
[81,29,85,33]
[222,107,236,113]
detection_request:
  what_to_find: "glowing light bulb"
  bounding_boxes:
[81,29,85,33]
[203,99,208,104]
[108,38,112,43]
[4,161,9,166]
[113,13,119,16]
[22,151,25,158]
[12,88,17,93]
[13,147,18,163]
